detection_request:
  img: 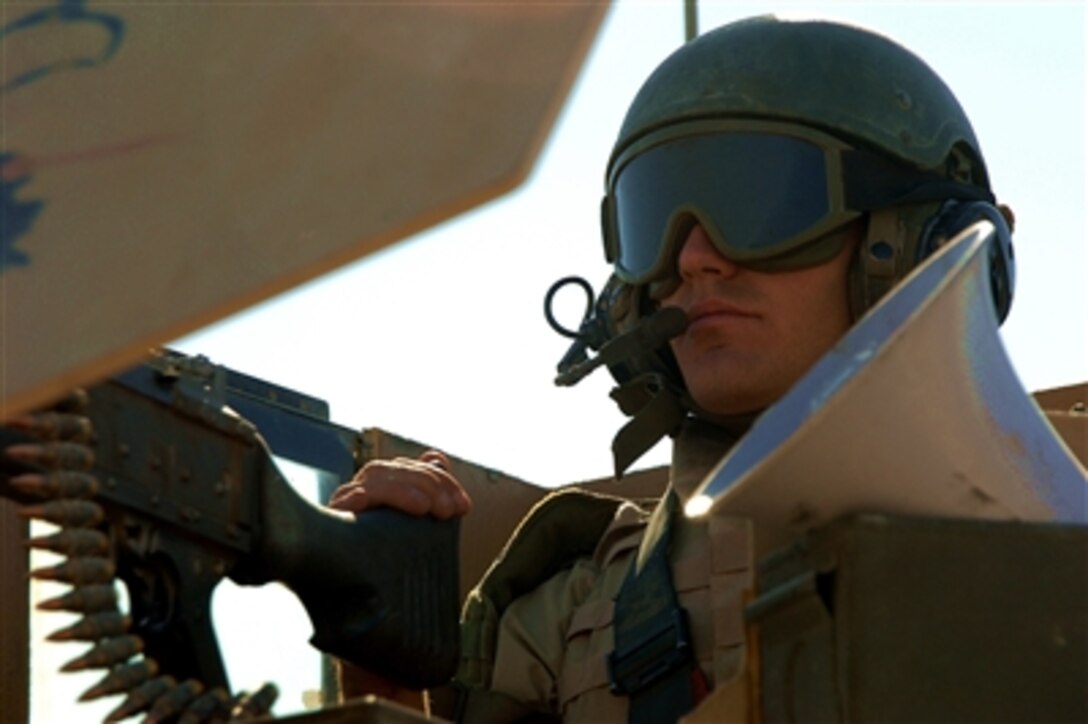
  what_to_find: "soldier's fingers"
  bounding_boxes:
[328,454,471,518]
[419,450,450,470]
[327,485,376,514]
[327,484,355,509]
[330,460,454,517]
[354,474,435,516]
[328,462,414,512]
[328,474,371,508]
[406,452,472,517]
[374,454,468,518]
[330,474,434,516]
[392,461,461,519]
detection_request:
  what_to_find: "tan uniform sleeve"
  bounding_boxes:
[488,556,599,714]
[455,496,652,722]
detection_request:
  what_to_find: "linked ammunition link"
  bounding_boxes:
[5,403,279,723]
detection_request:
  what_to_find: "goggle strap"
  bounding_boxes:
[842,149,994,211]
[601,195,616,263]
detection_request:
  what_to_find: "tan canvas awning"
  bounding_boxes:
[1,2,609,418]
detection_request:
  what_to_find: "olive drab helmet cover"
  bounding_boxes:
[572,15,1014,474]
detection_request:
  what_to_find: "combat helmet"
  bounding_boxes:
[552,15,1015,475]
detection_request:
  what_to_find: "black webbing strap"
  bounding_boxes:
[608,491,702,723]
[842,148,995,211]
[610,382,687,478]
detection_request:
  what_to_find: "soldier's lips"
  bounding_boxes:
[683,301,760,330]
[668,304,760,348]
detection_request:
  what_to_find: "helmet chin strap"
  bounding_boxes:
[849,202,947,320]
[851,208,902,319]
[609,373,687,477]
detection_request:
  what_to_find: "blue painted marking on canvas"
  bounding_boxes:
[0,1,126,271]
[0,154,44,270]
[1,0,125,93]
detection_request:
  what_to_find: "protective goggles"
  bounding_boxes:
[602,120,863,284]
[602,119,990,285]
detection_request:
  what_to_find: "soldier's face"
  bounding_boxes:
[659,222,858,416]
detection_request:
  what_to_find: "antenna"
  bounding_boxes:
[684,0,699,41]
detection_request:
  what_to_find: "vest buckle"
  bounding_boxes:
[607,607,692,696]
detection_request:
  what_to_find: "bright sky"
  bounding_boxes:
[175,1,1086,489]
[32,1,1086,720]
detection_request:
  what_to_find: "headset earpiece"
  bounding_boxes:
[918,200,1015,323]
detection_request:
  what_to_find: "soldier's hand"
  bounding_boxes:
[327,450,471,520]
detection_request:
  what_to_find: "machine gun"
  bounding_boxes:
[0,349,461,721]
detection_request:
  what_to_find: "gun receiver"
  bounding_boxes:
[1,350,460,719]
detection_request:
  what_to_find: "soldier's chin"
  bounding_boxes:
[688,383,773,418]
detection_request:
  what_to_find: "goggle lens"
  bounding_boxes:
[610,132,849,283]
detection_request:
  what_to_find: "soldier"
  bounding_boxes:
[329,15,1014,722]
